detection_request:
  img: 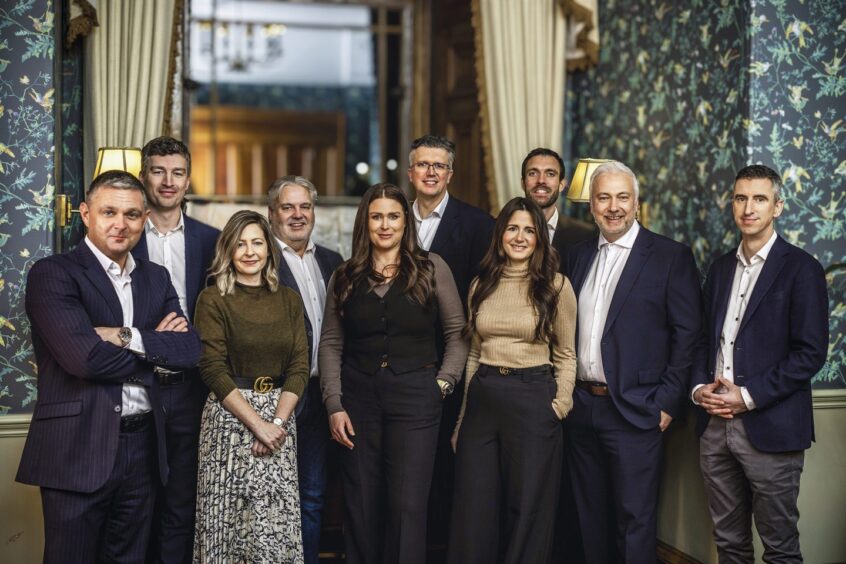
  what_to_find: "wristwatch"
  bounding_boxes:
[272,417,284,427]
[437,379,454,399]
[118,327,132,348]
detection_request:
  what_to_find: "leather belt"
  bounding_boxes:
[479,364,553,382]
[576,379,610,397]
[232,376,284,393]
[120,411,153,433]
[155,368,188,386]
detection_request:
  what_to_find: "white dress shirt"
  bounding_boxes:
[576,221,641,383]
[145,214,187,316]
[547,208,559,241]
[84,237,150,415]
[413,191,450,251]
[276,237,327,377]
[692,231,779,410]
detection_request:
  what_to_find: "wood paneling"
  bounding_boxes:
[190,106,346,197]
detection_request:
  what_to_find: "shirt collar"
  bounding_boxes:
[737,230,778,266]
[548,208,559,231]
[85,236,136,277]
[276,236,315,256]
[412,191,450,222]
[145,213,185,236]
[598,220,640,250]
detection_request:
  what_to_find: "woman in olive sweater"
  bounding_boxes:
[318,183,468,564]
[448,197,577,564]
[193,210,309,563]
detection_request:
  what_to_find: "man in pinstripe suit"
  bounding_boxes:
[16,171,202,564]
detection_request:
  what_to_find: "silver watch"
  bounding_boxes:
[272,417,284,427]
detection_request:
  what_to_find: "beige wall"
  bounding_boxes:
[0,415,43,564]
[658,392,846,563]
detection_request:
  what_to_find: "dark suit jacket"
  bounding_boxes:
[694,235,828,452]
[277,243,343,363]
[552,214,597,271]
[429,195,495,306]
[564,227,702,429]
[131,215,220,320]
[17,243,202,493]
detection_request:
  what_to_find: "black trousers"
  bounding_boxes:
[41,415,158,564]
[448,364,563,564]
[147,375,206,564]
[339,363,442,564]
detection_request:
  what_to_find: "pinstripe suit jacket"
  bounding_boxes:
[16,242,202,493]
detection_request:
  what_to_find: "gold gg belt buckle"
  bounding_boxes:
[499,367,511,375]
[253,376,274,394]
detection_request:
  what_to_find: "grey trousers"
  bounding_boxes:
[699,416,805,564]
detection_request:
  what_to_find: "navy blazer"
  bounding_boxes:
[564,227,702,429]
[277,243,343,363]
[131,215,220,320]
[429,195,495,306]
[17,243,202,493]
[694,235,828,452]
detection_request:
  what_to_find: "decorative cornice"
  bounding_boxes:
[813,389,846,410]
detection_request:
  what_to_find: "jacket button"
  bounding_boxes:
[307,330,313,337]
[114,405,121,413]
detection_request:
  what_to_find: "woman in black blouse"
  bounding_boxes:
[318,183,468,564]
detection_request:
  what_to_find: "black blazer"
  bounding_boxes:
[693,236,828,452]
[131,215,220,320]
[17,243,202,492]
[429,195,495,306]
[277,244,343,364]
[564,227,702,429]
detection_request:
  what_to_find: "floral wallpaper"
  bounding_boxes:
[0,0,56,414]
[568,0,845,388]
[195,83,377,196]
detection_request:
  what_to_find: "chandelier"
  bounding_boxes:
[196,19,287,72]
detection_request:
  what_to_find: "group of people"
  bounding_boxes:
[17,133,828,564]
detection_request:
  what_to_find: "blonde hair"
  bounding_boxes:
[208,210,280,295]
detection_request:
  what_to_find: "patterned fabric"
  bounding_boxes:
[194,389,304,563]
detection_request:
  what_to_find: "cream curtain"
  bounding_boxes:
[473,0,598,211]
[83,0,178,182]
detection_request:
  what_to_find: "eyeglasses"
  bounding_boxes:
[412,161,451,174]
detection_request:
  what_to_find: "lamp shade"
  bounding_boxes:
[567,158,613,202]
[93,147,143,180]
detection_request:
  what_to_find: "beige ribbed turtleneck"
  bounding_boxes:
[457,263,577,428]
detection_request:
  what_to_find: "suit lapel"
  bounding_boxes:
[570,242,599,296]
[603,229,652,338]
[430,196,458,254]
[278,257,302,299]
[131,230,149,261]
[315,247,336,288]
[183,218,202,317]
[737,237,789,335]
[711,256,736,347]
[76,244,125,325]
[130,260,151,329]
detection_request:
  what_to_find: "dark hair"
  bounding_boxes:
[87,170,147,206]
[333,183,435,310]
[208,210,279,295]
[141,136,191,176]
[521,147,565,180]
[409,135,456,168]
[735,164,783,201]
[466,197,561,347]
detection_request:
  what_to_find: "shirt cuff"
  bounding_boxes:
[691,383,705,405]
[129,328,145,356]
[740,386,756,411]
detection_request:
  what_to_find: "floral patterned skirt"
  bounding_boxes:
[193,389,303,563]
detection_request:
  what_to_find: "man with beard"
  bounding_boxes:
[268,175,343,564]
[521,148,596,269]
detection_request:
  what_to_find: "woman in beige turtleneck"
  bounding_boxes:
[447,197,577,564]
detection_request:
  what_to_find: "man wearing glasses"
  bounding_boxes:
[407,134,494,552]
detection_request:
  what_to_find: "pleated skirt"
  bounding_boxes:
[193,389,304,563]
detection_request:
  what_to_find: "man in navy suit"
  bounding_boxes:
[563,161,702,563]
[134,136,219,564]
[692,165,828,562]
[407,134,494,548]
[17,171,201,564]
[268,175,343,564]
[520,147,596,268]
